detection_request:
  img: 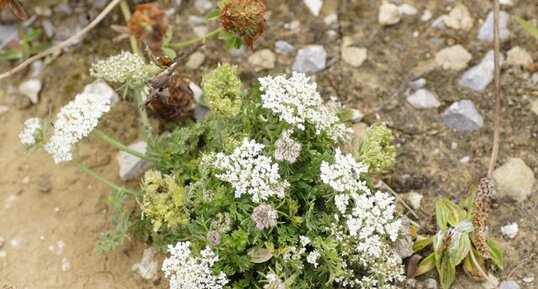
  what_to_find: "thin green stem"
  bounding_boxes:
[169,28,222,49]
[133,89,152,141]
[119,0,141,56]
[70,160,141,197]
[92,129,151,162]
[469,250,488,279]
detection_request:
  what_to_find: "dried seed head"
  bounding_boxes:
[219,0,266,48]
[472,177,496,258]
[148,75,196,121]
[127,3,168,51]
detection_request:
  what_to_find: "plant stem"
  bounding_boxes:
[133,89,152,141]
[488,0,501,178]
[92,129,151,161]
[119,0,141,56]
[169,28,222,49]
[469,250,488,279]
[70,160,141,197]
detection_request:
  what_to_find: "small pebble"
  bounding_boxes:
[194,0,214,13]
[500,223,519,239]
[18,79,42,104]
[10,238,25,249]
[421,10,432,22]
[378,2,401,26]
[435,45,472,71]
[451,142,458,149]
[292,45,327,73]
[493,158,535,202]
[403,192,423,210]
[324,13,338,25]
[409,78,427,90]
[406,89,441,109]
[499,281,520,289]
[341,46,368,67]
[444,4,474,31]
[522,277,535,283]
[132,248,159,281]
[303,0,323,17]
[82,81,119,107]
[506,46,533,67]
[186,51,205,69]
[61,258,71,272]
[398,4,417,16]
[459,50,504,92]
[37,175,52,193]
[478,10,510,42]
[116,141,152,181]
[425,278,438,289]
[350,109,364,123]
[5,194,15,209]
[248,49,276,70]
[442,99,483,131]
[275,40,295,54]
[459,156,471,163]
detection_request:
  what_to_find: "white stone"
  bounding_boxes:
[531,98,538,116]
[82,81,119,107]
[398,4,417,16]
[324,13,338,25]
[275,40,295,54]
[421,10,432,22]
[0,105,9,116]
[341,46,368,67]
[292,45,327,73]
[186,51,205,69]
[194,0,214,13]
[444,4,474,31]
[506,46,533,66]
[478,11,510,42]
[350,109,364,123]
[303,0,323,17]
[409,78,427,90]
[248,49,276,70]
[18,79,42,104]
[499,281,520,289]
[493,158,535,202]
[459,50,504,92]
[189,81,202,103]
[132,247,158,281]
[403,192,423,210]
[442,99,483,131]
[378,2,401,26]
[459,156,471,163]
[435,45,472,71]
[406,89,441,109]
[116,141,152,181]
[500,223,519,239]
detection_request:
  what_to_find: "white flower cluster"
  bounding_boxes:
[264,273,286,289]
[19,118,42,146]
[283,235,321,269]
[162,241,228,289]
[320,149,370,198]
[258,72,350,142]
[306,250,321,268]
[90,51,152,86]
[214,139,289,203]
[273,129,302,163]
[44,91,111,163]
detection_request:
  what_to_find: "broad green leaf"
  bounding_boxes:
[247,247,272,263]
[415,253,436,277]
[449,232,471,266]
[439,254,456,289]
[161,47,177,59]
[432,230,446,253]
[435,200,450,230]
[463,248,487,279]
[206,9,220,21]
[486,237,504,270]
[443,199,465,226]
[413,238,432,253]
[516,17,538,40]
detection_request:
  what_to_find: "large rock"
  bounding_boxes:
[459,50,504,92]
[406,89,441,109]
[442,100,483,131]
[292,45,327,73]
[435,45,472,71]
[478,10,510,42]
[493,158,535,202]
[116,141,152,181]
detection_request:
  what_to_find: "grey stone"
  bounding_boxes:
[478,11,510,42]
[186,51,205,69]
[500,223,518,239]
[193,105,209,121]
[394,236,413,259]
[37,174,52,193]
[18,79,42,104]
[82,81,119,107]
[406,89,441,109]
[493,158,535,202]
[189,81,203,103]
[275,40,295,54]
[42,19,55,38]
[116,141,152,181]
[409,78,427,90]
[248,49,276,70]
[442,100,483,131]
[292,45,327,73]
[132,248,158,281]
[194,0,214,14]
[499,281,520,289]
[459,50,504,92]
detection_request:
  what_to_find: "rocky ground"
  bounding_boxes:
[0,0,536,288]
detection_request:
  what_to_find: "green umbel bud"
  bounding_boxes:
[202,63,243,117]
[355,123,396,174]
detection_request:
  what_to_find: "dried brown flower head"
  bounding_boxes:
[0,0,27,21]
[127,3,168,51]
[472,177,496,258]
[219,0,266,48]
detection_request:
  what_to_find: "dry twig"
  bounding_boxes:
[487,0,502,177]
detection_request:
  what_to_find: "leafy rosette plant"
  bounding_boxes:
[139,65,406,289]
[412,180,503,289]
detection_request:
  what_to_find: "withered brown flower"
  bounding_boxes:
[219,0,266,48]
[127,3,168,51]
[0,0,27,20]
[471,177,496,258]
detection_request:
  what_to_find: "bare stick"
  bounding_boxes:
[487,0,501,178]
[0,0,122,80]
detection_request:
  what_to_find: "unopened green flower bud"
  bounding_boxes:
[355,123,395,174]
[141,170,188,232]
[202,63,242,117]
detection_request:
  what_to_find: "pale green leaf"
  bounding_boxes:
[486,237,504,270]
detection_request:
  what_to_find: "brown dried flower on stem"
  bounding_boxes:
[114,3,168,52]
[219,0,266,48]
[471,177,496,258]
